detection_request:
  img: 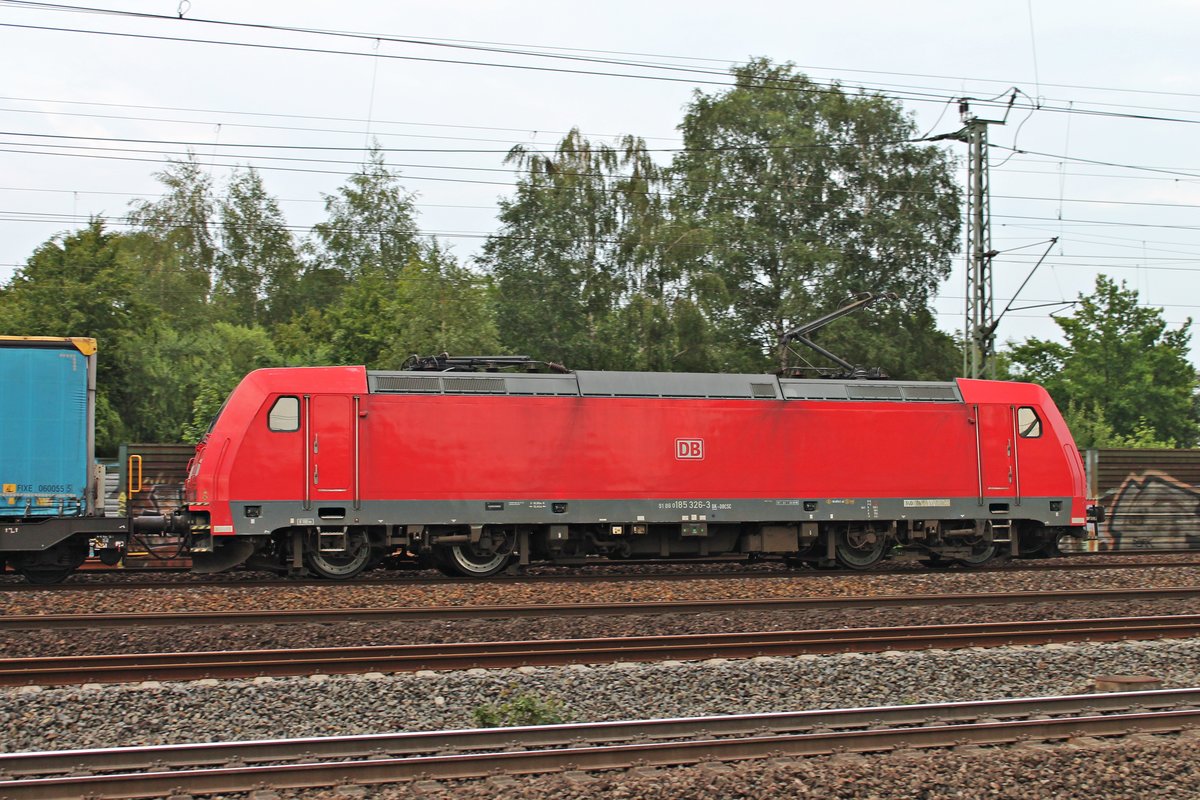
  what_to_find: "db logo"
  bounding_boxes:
[675,438,705,460]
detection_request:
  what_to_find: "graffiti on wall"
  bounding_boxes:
[1098,469,1200,550]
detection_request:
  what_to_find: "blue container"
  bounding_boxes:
[0,337,96,517]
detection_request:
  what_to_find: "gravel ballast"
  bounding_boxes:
[3,637,1199,753]
[345,734,1200,800]
[5,560,1200,797]
[2,598,1199,658]
[4,561,1200,658]
[4,562,1200,617]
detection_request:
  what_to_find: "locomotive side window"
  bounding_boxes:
[1017,406,1042,438]
[268,396,300,431]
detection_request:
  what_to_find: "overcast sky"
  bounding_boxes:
[3,0,1200,367]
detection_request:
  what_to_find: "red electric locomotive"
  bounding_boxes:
[152,358,1091,579]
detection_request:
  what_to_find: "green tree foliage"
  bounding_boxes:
[305,144,474,367]
[482,129,707,370]
[311,143,421,282]
[272,307,338,366]
[1112,418,1180,448]
[114,324,278,445]
[1059,402,1178,450]
[179,323,282,442]
[1007,275,1199,447]
[0,221,163,452]
[819,305,961,381]
[126,152,216,319]
[214,167,303,327]
[382,243,499,364]
[6,59,1092,455]
[326,243,498,368]
[325,264,400,366]
[2,163,298,447]
[670,59,962,374]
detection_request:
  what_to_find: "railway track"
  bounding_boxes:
[3,586,1200,631]
[3,555,1200,592]
[3,614,1199,686]
[1,689,1196,799]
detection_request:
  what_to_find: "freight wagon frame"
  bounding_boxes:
[0,337,129,582]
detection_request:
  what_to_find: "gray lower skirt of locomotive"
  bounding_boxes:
[227,495,1079,537]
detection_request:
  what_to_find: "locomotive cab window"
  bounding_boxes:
[268,396,300,431]
[1017,406,1042,438]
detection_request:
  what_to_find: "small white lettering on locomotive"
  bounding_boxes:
[657,500,732,510]
[903,499,952,507]
[675,438,704,460]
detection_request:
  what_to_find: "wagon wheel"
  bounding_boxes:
[833,525,888,569]
[18,567,73,585]
[14,540,86,584]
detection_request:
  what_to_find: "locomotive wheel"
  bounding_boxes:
[954,524,999,567]
[956,541,997,567]
[1018,527,1066,559]
[433,527,515,577]
[304,530,373,580]
[833,525,888,569]
[439,543,512,577]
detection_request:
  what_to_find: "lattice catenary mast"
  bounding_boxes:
[932,96,1013,378]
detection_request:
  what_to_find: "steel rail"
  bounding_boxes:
[4,586,1200,631]
[2,614,1199,687]
[3,555,1200,593]
[2,688,1195,779]
[1,695,1198,799]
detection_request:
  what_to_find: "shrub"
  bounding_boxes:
[472,692,569,728]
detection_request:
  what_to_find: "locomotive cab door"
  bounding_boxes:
[307,394,357,505]
[975,404,1016,502]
